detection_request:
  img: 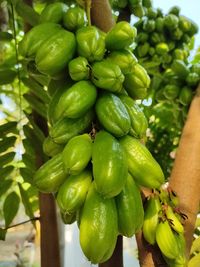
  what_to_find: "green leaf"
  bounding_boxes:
[23,125,43,153]
[0,180,13,196]
[188,253,200,267]
[0,69,17,85]
[22,153,36,171]
[18,183,36,227]
[0,228,7,241]
[0,32,13,41]
[15,0,39,26]
[22,77,51,104]
[0,152,15,166]
[3,191,20,227]
[23,93,47,119]
[0,136,16,154]
[0,121,18,135]
[0,166,14,180]
[20,167,35,184]
[191,237,200,254]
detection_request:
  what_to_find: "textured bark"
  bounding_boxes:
[91,0,115,32]
[169,87,200,258]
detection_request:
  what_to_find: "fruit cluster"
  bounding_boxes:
[19,2,185,264]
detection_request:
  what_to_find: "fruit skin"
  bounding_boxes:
[56,170,92,213]
[105,21,137,50]
[119,95,148,139]
[95,93,131,137]
[91,60,124,93]
[163,84,180,100]
[68,57,90,81]
[119,135,165,189]
[60,211,76,225]
[156,220,180,259]
[43,135,64,157]
[92,131,128,198]
[53,81,97,120]
[62,134,92,175]
[18,23,62,58]
[165,206,184,234]
[39,2,67,24]
[33,153,67,193]
[79,182,118,264]
[49,110,94,145]
[171,60,189,79]
[124,63,150,100]
[63,6,86,31]
[76,26,105,62]
[106,49,138,75]
[178,86,193,106]
[142,195,161,245]
[35,29,76,76]
[116,173,144,237]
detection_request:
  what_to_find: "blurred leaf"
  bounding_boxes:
[18,183,36,227]
[22,153,36,171]
[0,166,14,180]
[15,0,39,26]
[23,93,47,119]
[0,228,7,241]
[22,77,51,104]
[20,167,35,184]
[3,191,20,227]
[0,32,13,41]
[188,253,200,267]
[0,180,13,196]
[0,152,15,166]
[0,69,17,85]
[0,122,18,136]
[0,136,16,154]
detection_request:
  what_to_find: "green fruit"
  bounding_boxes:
[60,211,76,224]
[35,29,76,76]
[62,134,92,175]
[18,23,62,58]
[33,153,67,193]
[105,21,137,50]
[80,182,118,264]
[186,72,199,86]
[92,131,128,198]
[171,60,189,79]
[119,135,165,188]
[155,43,169,55]
[116,173,144,237]
[63,6,86,31]
[163,84,180,100]
[43,135,64,157]
[143,19,155,32]
[155,17,164,32]
[164,14,179,30]
[56,170,92,213]
[124,63,150,99]
[68,57,90,81]
[39,2,67,23]
[136,32,149,43]
[95,93,131,137]
[76,26,105,62]
[53,81,97,120]
[50,110,94,144]
[136,42,150,57]
[169,6,180,16]
[119,95,148,139]
[91,60,124,93]
[106,49,138,74]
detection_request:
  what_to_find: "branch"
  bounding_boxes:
[2,217,40,230]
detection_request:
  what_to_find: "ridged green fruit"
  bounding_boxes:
[35,29,76,76]
[33,153,66,193]
[92,131,128,198]
[156,220,179,259]
[49,110,94,144]
[119,95,148,138]
[80,182,118,264]
[53,81,97,120]
[63,6,86,31]
[18,23,62,58]
[142,195,161,244]
[171,60,189,79]
[119,135,165,188]
[62,134,92,175]
[105,21,137,50]
[56,170,92,213]
[95,93,131,137]
[43,135,64,157]
[68,57,90,81]
[116,173,144,237]
[76,26,105,62]
[165,206,184,234]
[39,2,67,23]
[107,50,138,75]
[124,64,150,99]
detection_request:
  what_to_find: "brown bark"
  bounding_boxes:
[91,0,115,32]
[169,87,200,258]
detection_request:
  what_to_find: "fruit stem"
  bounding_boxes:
[85,0,92,26]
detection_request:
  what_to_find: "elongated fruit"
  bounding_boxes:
[156,220,179,259]
[142,195,161,244]
[116,173,144,237]
[56,170,92,213]
[92,131,128,198]
[80,182,118,264]
[119,135,165,188]
[165,206,184,234]
[62,134,92,175]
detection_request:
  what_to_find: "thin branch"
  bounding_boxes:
[2,217,40,230]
